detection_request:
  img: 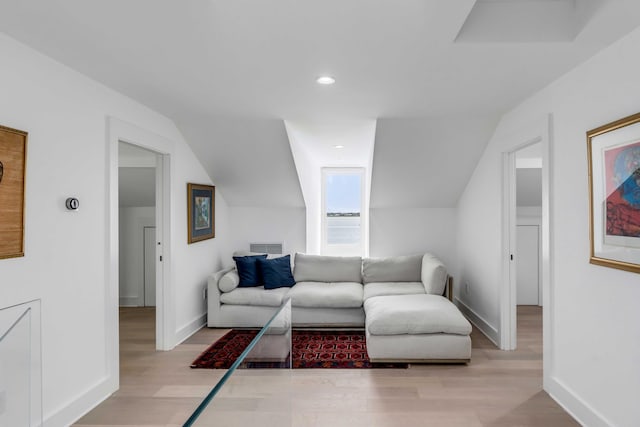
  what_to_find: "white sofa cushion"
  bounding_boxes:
[218,270,240,293]
[362,254,423,283]
[421,253,447,295]
[293,253,362,283]
[363,282,425,300]
[287,281,363,308]
[364,294,471,336]
[220,286,290,307]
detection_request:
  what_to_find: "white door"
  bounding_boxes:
[143,226,156,307]
[516,225,539,305]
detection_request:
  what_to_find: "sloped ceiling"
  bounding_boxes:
[2,1,640,208]
[371,116,499,208]
[177,117,304,207]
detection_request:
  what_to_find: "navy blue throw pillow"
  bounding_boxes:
[257,255,296,289]
[233,254,268,287]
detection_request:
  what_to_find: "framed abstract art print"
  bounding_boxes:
[587,112,640,273]
[187,183,215,244]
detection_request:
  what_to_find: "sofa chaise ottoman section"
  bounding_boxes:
[364,294,472,363]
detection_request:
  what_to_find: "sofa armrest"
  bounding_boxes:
[207,266,235,327]
[421,253,447,295]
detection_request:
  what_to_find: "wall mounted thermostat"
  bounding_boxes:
[65,197,80,211]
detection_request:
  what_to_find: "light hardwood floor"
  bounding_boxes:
[74,306,577,427]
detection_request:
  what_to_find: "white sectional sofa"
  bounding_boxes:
[207,252,472,362]
[208,252,446,328]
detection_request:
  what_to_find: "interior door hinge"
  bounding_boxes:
[159,255,163,262]
[510,254,514,261]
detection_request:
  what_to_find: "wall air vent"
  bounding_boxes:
[249,243,283,254]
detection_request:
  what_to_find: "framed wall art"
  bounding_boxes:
[0,125,27,259]
[187,183,215,244]
[587,112,640,273]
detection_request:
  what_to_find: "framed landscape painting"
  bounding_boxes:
[587,112,640,273]
[0,125,27,259]
[187,183,215,244]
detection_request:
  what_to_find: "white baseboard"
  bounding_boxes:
[546,376,612,427]
[44,375,116,427]
[454,297,500,346]
[174,312,207,346]
[118,296,139,306]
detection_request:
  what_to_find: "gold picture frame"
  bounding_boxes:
[0,125,28,259]
[187,183,215,244]
[587,112,640,273]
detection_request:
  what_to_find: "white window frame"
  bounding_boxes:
[321,167,366,256]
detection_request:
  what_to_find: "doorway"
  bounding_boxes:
[514,144,543,310]
[106,116,174,394]
[504,140,544,350]
[118,142,157,310]
[511,145,544,360]
[501,116,552,359]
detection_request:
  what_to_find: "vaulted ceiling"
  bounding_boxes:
[2,0,640,208]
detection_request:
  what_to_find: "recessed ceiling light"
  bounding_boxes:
[317,76,336,85]
[334,145,344,149]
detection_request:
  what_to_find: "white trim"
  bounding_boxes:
[43,378,112,427]
[515,157,542,168]
[105,117,176,407]
[454,297,499,346]
[174,313,207,346]
[541,114,554,392]
[546,376,613,427]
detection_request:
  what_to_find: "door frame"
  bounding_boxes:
[500,114,553,391]
[106,117,174,392]
[143,225,157,307]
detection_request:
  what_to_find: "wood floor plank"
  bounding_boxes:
[73,306,578,426]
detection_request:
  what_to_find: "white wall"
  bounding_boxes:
[456,26,640,427]
[118,207,155,306]
[228,207,306,260]
[370,208,457,272]
[0,33,231,426]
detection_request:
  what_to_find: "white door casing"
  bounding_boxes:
[143,226,157,307]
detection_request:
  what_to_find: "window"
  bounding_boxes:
[321,168,365,256]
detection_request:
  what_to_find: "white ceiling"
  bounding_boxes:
[2,0,640,208]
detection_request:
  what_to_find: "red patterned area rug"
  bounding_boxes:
[190,329,408,369]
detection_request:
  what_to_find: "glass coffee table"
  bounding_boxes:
[183,298,292,426]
